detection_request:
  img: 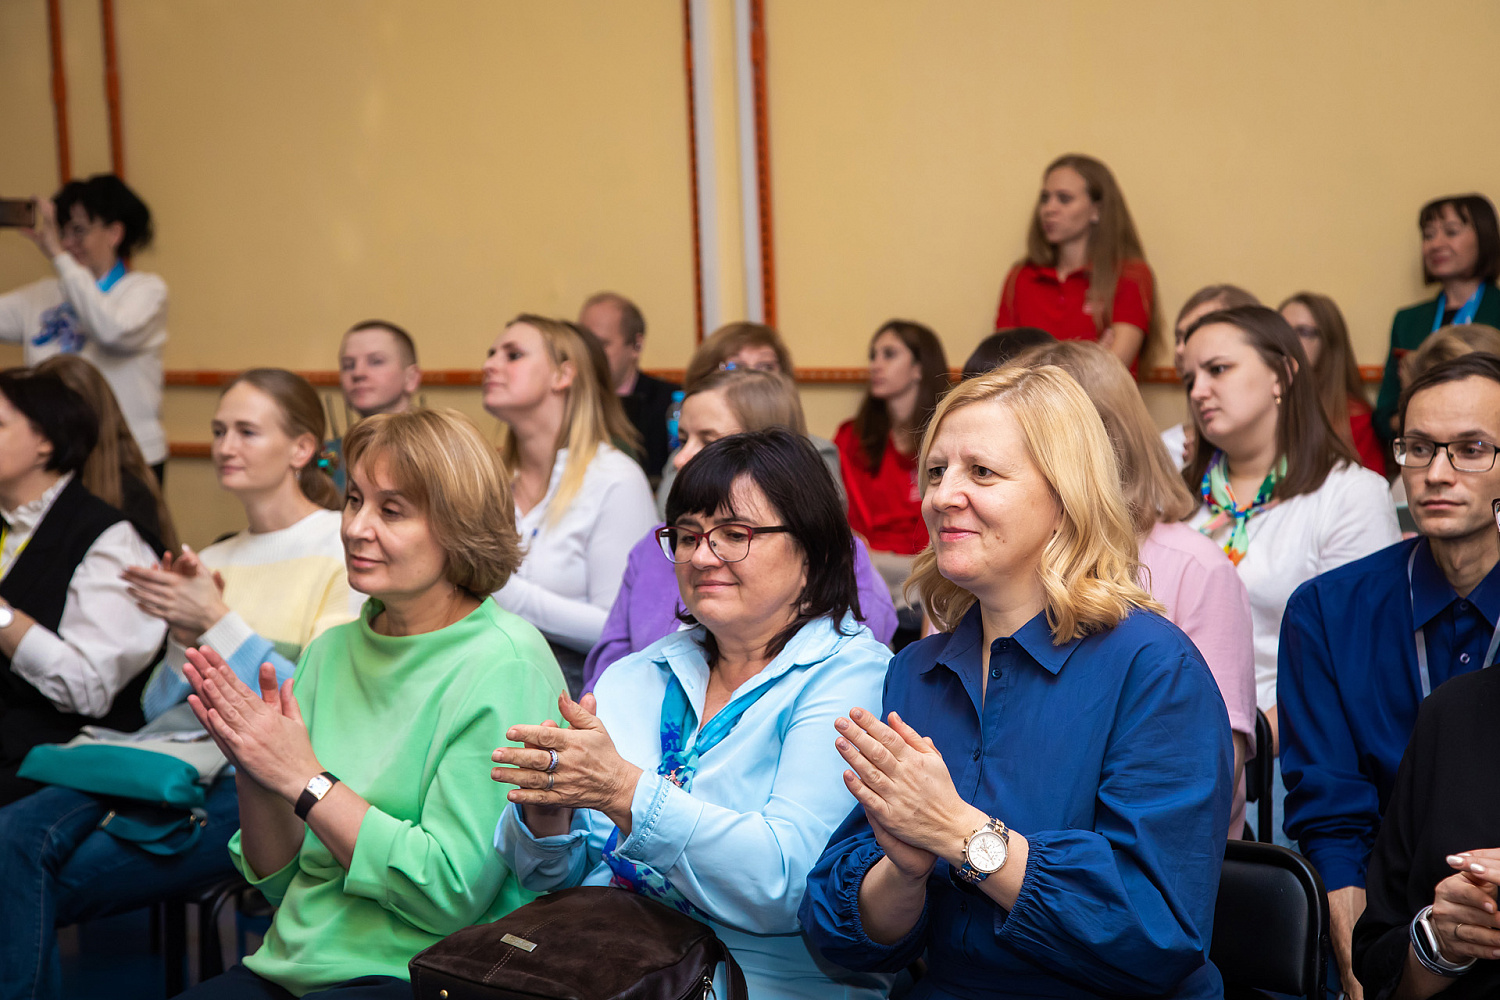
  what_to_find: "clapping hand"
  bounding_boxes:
[124,545,228,640]
[184,647,319,801]
[1432,850,1500,962]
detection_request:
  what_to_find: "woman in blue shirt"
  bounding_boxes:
[492,428,891,999]
[801,364,1234,999]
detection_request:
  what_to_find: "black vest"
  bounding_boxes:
[0,477,149,767]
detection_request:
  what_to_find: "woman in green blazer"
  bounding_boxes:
[1373,194,1500,443]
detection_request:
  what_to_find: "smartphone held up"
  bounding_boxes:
[0,198,37,229]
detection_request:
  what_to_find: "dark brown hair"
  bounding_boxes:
[1419,194,1500,284]
[1175,285,1260,333]
[852,320,950,470]
[684,322,794,390]
[223,369,341,510]
[1278,292,1366,455]
[962,327,1054,379]
[1397,352,1500,435]
[1181,306,1357,502]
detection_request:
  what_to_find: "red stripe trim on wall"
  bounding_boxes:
[46,0,72,182]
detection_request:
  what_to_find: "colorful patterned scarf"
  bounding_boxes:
[1197,450,1285,566]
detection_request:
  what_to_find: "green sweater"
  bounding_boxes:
[1373,283,1500,442]
[228,598,566,996]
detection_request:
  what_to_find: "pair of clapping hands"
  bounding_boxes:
[121,545,229,646]
[1432,852,1500,964]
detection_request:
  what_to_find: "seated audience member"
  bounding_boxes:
[0,368,356,1000]
[1279,292,1384,473]
[1351,664,1500,998]
[493,429,892,999]
[1374,193,1500,442]
[995,154,1158,369]
[578,292,678,486]
[657,321,841,511]
[36,353,177,551]
[1181,306,1399,844]
[173,408,567,999]
[1020,340,1257,839]
[0,369,164,805]
[835,320,950,616]
[583,369,897,691]
[1281,353,1500,1000]
[329,319,421,488]
[1161,284,1261,470]
[0,174,169,479]
[484,314,657,694]
[802,364,1232,998]
[960,326,1054,379]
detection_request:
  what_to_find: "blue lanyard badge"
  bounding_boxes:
[1431,285,1485,333]
[97,260,127,293]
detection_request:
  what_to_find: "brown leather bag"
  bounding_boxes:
[409,886,748,1000]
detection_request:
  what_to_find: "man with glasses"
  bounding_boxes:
[1279,352,1500,1000]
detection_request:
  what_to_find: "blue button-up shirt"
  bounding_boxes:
[1279,537,1500,892]
[801,605,1232,999]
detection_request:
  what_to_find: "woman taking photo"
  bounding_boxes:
[483,315,657,693]
[584,369,896,690]
[1020,340,1257,839]
[1278,292,1384,473]
[802,365,1232,998]
[493,429,892,999]
[994,154,1158,371]
[0,174,168,478]
[176,408,567,999]
[1373,193,1500,441]
[0,368,357,1000]
[1180,306,1397,841]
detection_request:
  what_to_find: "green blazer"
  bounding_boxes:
[1373,283,1500,442]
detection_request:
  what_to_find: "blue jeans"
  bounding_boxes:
[0,777,240,1000]
[176,964,408,999]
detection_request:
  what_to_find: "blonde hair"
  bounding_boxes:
[1014,341,1194,536]
[344,409,523,595]
[498,315,640,526]
[684,369,807,435]
[906,364,1162,642]
[1401,323,1500,386]
[36,354,179,552]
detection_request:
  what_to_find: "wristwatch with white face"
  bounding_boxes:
[957,818,1010,883]
[0,602,14,630]
[294,771,339,821]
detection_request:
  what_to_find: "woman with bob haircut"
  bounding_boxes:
[483,314,657,693]
[1018,340,1256,839]
[1374,193,1500,441]
[584,369,895,690]
[994,154,1159,371]
[35,353,177,552]
[173,408,567,999]
[0,368,358,1000]
[1278,292,1384,473]
[493,428,893,1000]
[802,365,1233,998]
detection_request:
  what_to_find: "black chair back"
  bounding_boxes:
[1211,840,1328,1000]
[1243,709,1275,842]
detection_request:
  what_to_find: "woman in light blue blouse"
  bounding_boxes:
[492,428,891,999]
[802,364,1233,999]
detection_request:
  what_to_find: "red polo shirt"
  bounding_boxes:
[994,258,1155,344]
[835,421,928,556]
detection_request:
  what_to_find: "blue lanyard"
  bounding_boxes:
[1407,543,1500,698]
[1431,285,1485,333]
[97,260,126,293]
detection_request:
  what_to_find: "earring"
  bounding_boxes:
[1274,392,1283,406]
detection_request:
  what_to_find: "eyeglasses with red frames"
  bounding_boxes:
[656,523,791,564]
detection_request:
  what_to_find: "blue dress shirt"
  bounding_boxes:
[1278,537,1500,893]
[801,605,1232,999]
[494,614,892,1000]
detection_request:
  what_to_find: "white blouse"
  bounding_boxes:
[493,444,657,653]
[1188,461,1400,710]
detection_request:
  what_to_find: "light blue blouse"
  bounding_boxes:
[494,614,893,1000]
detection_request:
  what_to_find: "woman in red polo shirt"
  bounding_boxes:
[995,154,1159,372]
[836,320,949,621]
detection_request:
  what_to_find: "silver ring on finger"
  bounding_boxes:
[545,749,559,773]
[1456,922,1465,941]
[545,772,555,791]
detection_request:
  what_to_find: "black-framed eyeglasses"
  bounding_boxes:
[656,523,791,564]
[1393,437,1500,472]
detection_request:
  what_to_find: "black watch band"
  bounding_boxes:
[294,771,339,821]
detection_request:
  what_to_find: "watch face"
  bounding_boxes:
[968,830,1007,873]
[307,775,333,798]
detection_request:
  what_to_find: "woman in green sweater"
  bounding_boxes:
[178,408,567,999]
[1373,193,1500,443]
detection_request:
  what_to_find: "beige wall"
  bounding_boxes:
[4,1,1498,544]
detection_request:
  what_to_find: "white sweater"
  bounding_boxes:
[493,444,657,653]
[0,254,168,463]
[1188,461,1400,709]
